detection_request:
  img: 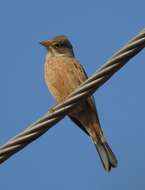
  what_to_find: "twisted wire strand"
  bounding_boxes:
[0,29,145,164]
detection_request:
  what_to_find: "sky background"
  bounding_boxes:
[0,0,145,189]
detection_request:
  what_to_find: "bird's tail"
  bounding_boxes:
[87,121,118,172]
[94,140,118,171]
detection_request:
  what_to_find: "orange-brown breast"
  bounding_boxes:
[45,56,87,102]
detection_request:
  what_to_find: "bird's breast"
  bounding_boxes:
[45,57,82,102]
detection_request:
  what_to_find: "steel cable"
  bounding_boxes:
[0,29,145,164]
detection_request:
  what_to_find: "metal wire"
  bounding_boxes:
[0,29,145,164]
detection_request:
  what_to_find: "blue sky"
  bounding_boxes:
[0,0,145,189]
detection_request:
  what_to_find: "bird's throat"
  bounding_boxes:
[47,47,74,60]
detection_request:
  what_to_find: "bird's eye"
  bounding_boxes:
[54,43,60,47]
[54,42,65,48]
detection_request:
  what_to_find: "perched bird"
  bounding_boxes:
[40,35,117,171]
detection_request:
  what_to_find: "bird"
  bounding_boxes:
[40,35,117,171]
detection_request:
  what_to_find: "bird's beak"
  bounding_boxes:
[40,40,52,47]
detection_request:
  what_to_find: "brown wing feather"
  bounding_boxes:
[65,60,101,135]
[69,116,90,135]
[72,62,100,120]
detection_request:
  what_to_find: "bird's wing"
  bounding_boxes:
[73,62,98,113]
[69,116,90,135]
[69,62,100,136]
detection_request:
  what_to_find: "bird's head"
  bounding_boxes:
[40,35,74,57]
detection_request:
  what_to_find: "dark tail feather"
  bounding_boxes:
[95,141,118,172]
